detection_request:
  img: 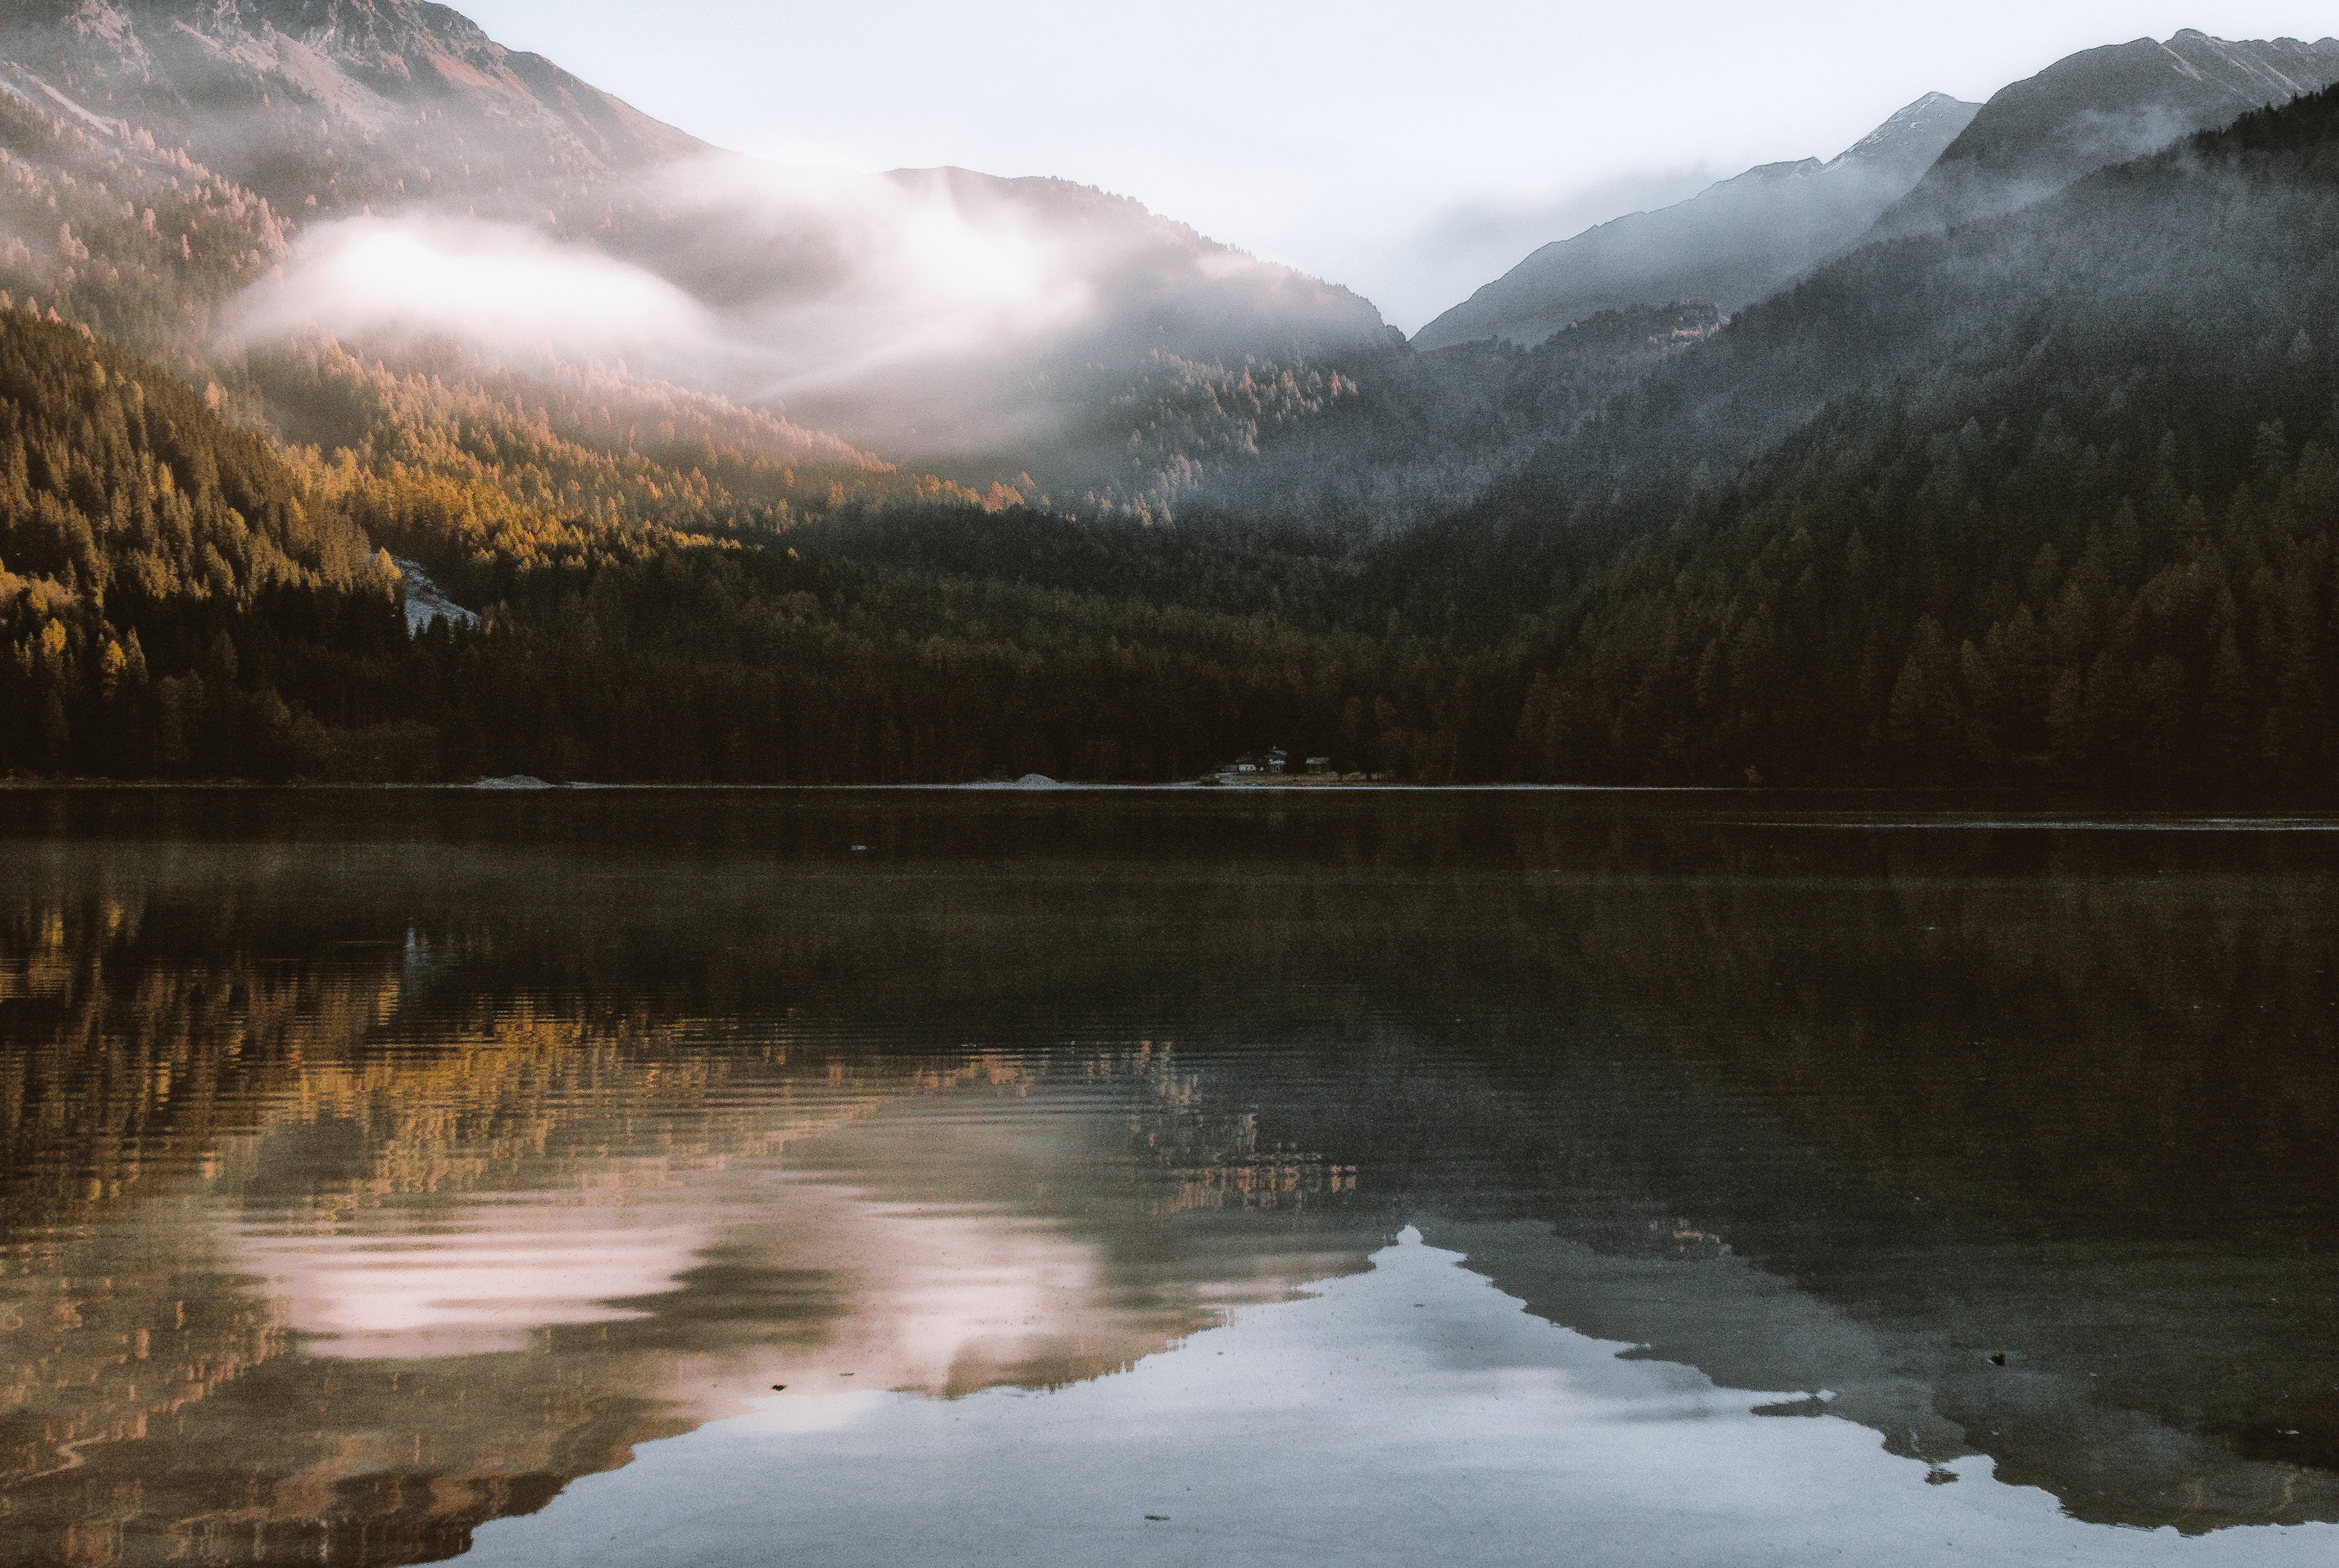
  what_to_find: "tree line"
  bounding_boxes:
[14,86,2339,791]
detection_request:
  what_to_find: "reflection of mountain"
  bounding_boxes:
[8,792,2339,1556]
[0,853,1372,1564]
[1210,813,2339,1531]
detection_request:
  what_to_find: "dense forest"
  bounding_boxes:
[0,308,1491,783]
[10,84,2339,790]
[1502,85,2339,790]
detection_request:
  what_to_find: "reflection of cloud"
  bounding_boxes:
[215,1078,1356,1399]
[226,1184,1125,1384]
[233,1207,716,1358]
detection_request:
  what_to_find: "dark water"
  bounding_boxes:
[4,788,2339,1567]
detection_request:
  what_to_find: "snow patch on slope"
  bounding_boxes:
[392,557,480,637]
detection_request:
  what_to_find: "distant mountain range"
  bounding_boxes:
[1870,29,2339,240]
[1418,30,2339,351]
[12,8,2339,796]
[1413,94,1979,351]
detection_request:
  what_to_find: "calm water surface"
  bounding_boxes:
[4,788,2338,1566]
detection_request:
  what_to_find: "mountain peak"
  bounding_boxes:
[1412,92,1977,350]
[1,0,707,219]
[1834,92,1985,169]
[1868,31,2339,240]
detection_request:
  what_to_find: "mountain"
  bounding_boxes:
[0,0,704,218]
[1060,303,1719,533]
[1868,29,2339,239]
[1412,93,1978,351]
[0,1,1390,480]
[19,8,2339,792]
[1487,83,2339,790]
[639,162,1391,458]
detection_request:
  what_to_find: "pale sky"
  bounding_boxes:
[455,2,2339,331]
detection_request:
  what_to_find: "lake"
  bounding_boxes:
[3,787,2338,1567]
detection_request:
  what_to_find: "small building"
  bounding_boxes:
[1211,747,1328,782]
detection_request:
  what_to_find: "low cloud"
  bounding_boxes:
[633,156,1102,396]
[1375,165,1723,328]
[221,215,724,369]
[221,149,1385,458]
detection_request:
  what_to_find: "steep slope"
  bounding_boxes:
[1045,304,1716,535]
[0,0,1395,479]
[1868,29,2339,239]
[0,305,373,606]
[0,40,296,362]
[0,0,907,495]
[647,163,1391,457]
[1413,93,1977,350]
[0,0,704,220]
[1496,85,2339,790]
[0,304,414,776]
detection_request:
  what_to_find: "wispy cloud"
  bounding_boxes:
[222,151,1380,453]
[222,215,721,367]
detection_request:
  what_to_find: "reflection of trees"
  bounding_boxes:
[11,794,2339,1551]
[0,850,1367,1567]
[1523,832,2339,1531]
[1216,811,2339,1533]
[1102,1042,1357,1214]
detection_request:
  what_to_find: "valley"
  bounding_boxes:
[1,4,2336,794]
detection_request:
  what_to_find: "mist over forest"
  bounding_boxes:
[4,2,2339,792]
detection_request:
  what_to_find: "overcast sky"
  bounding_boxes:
[456,2,2339,331]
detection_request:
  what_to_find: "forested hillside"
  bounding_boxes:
[1505,85,2339,790]
[0,309,406,778]
[0,309,1500,783]
[10,11,2339,793]
[1069,304,1718,534]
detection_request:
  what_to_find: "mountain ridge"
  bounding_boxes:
[1413,91,1978,351]
[0,0,707,217]
[1868,28,2339,238]
[0,0,1392,478]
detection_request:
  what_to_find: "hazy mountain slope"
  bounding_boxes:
[1413,94,1977,351]
[1868,29,2339,239]
[0,1,1395,483]
[1502,84,2339,789]
[1438,54,2339,574]
[0,0,913,497]
[675,163,1392,458]
[1042,304,1716,536]
[0,0,704,220]
[0,51,289,362]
